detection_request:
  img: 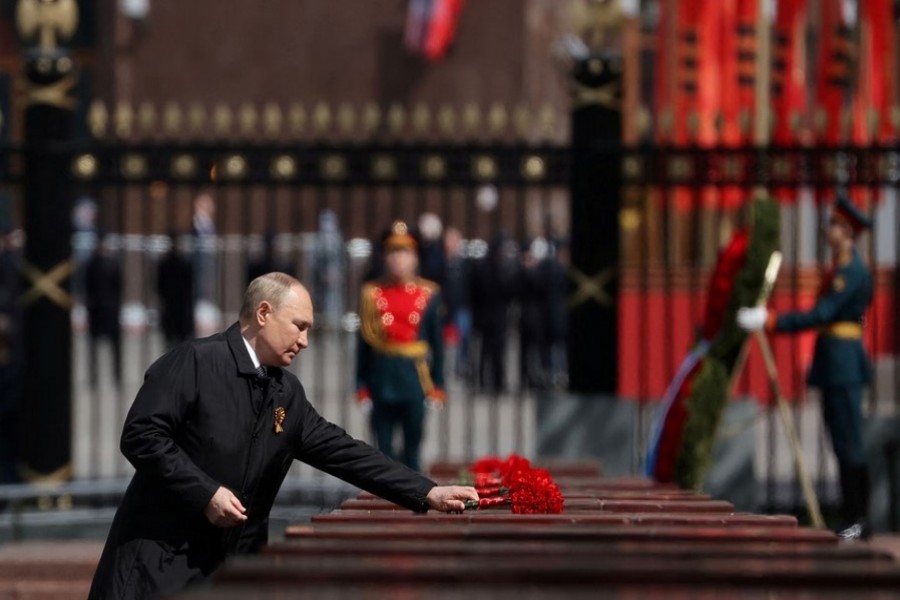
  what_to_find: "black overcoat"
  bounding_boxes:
[88,323,436,599]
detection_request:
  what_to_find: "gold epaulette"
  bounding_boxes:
[416,277,440,294]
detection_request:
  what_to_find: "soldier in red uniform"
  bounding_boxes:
[356,221,445,471]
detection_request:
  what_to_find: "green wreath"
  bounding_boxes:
[674,197,780,490]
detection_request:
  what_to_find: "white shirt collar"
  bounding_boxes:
[241,334,261,370]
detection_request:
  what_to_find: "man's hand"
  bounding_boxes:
[427,388,446,411]
[425,485,479,512]
[736,306,768,332]
[356,389,373,416]
[204,486,248,528]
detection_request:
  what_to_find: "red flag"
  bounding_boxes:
[404,0,432,55]
[405,0,465,62]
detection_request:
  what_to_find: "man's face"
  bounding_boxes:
[385,247,418,280]
[255,285,314,367]
[827,214,853,248]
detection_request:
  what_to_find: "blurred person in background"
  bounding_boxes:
[312,210,345,329]
[546,238,570,388]
[191,192,218,304]
[356,221,445,471]
[71,196,98,308]
[417,211,445,283]
[247,230,294,286]
[470,230,518,394]
[157,233,195,350]
[441,226,472,380]
[518,236,550,390]
[737,193,874,541]
[85,233,123,385]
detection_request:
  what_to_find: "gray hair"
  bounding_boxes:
[239,272,303,323]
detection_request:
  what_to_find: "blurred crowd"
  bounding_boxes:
[0,198,572,481]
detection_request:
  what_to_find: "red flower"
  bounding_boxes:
[470,456,504,474]
[508,469,563,514]
[466,496,511,510]
[472,473,502,488]
[464,455,563,514]
[474,485,507,498]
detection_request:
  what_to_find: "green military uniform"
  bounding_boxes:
[356,276,444,472]
[774,196,873,535]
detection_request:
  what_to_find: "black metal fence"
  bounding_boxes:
[1,116,899,519]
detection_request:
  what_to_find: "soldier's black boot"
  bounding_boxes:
[836,465,871,542]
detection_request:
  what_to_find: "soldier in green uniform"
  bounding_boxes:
[356,221,445,472]
[738,193,874,541]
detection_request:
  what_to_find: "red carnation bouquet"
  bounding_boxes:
[462,454,564,514]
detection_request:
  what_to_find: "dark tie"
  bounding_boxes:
[256,365,267,378]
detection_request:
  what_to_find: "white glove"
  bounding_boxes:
[736,306,768,332]
[357,398,373,416]
[427,396,444,411]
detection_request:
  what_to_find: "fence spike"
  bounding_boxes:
[312,102,333,133]
[262,103,283,137]
[162,102,182,135]
[137,101,157,134]
[188,103,207,134]
[657,107,673,137]
[738,108,751,136]
[867,107,879,137]
[686,110,699,137]
[713,111,724,134]
[212,103,233,135]
[362,102,381,135]
[336,102,357,134]
[87,99,108,138]
[487,103,508,135]
[114,101,133,138]
[238,102,259,136]
[537,103,556,139]
[513,104,531,139]
[287,103,307,135]
[412,103,431,135]
[462,103,482,135]
[387,103,406,134]
[788,110,802,135]
[437,104,456,136]
[635,104,651,138]
[812,106,826,135]
[839,107,852,139]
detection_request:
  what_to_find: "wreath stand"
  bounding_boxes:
[728,251,826,529]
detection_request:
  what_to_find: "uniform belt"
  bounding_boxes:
[372,340,434,395]
[819,321,863,339]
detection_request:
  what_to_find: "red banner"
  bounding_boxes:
[851,0,896,206]
[771,0,808,203]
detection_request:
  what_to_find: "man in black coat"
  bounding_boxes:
[84,235,123,384]
[88,272,477,599]
[156,236,195,350]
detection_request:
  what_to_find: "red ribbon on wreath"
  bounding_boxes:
[647,228,749,482]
